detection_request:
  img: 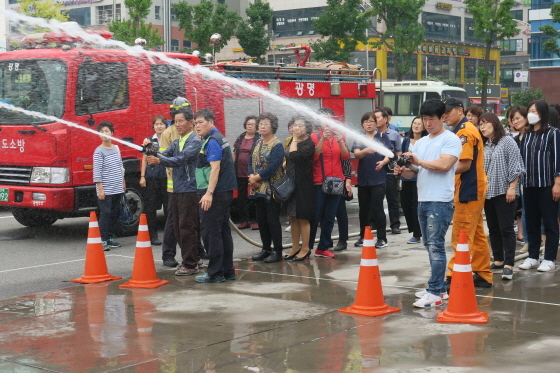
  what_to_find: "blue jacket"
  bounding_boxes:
[159,132,201,193]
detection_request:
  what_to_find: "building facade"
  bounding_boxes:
[529,0,560,104]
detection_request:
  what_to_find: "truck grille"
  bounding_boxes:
[0,166,32,185]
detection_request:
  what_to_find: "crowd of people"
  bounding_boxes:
[92,96,560,300]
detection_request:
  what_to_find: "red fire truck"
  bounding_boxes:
[0,37,376,234]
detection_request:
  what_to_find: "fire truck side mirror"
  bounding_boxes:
[86,114,95,127]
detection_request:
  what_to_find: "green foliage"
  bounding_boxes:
[364,0,425,81]
[510,87,546,108]
[539,3,560,57]
[109,20,164,49]
[173,0,241,54]
[16,0,69,32]
[464,0,518,110]
[311,0,368,62]
[426,75,457,86]
[109,0,163,49]
[236,0,273,64]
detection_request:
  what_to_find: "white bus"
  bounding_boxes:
[379,81,470,133]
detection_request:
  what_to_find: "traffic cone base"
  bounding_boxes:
[437,309,488,324]
[120,278,170,288]
[339,226,401,318]
[339,304,400,318]
[72,212,122,284]
[119,214,169,289]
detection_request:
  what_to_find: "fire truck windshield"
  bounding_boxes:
[0,59,67,124]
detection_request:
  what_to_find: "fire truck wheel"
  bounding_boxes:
[113,185,144,237]
[12,208,58,227]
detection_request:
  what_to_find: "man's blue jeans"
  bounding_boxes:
[417,201,454,295]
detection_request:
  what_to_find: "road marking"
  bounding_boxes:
[0,254,139,274]
[236,269,560,308]
[0,215,14,219]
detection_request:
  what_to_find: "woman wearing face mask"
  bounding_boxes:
[518,100,560,272]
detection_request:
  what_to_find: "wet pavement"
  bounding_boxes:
[1,233,560,373]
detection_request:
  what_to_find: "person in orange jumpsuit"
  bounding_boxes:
[444,98,492,288]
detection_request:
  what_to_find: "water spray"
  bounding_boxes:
[2,10,395,159]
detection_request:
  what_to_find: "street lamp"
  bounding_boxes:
[210,33,222,63]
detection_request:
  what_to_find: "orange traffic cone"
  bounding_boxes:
[437,230,488,324]
[71,212,122,284]
[339,226,400,317]
[120,214,169,289]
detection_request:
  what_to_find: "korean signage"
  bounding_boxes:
[465,84,501,98]
[57,0,102,6]
[436,2,453,10]
[419,43,469,56]
[513,71,529,82]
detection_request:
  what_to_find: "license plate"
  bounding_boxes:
[0,188,8,202]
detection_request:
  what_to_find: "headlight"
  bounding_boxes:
[30,167,69,184]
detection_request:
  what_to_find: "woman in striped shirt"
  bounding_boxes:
[518,101,560,272]
[93,121,125,251]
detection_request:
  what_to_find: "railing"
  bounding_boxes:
[215,64,377,83]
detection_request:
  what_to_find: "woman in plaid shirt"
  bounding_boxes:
[479,113,525,280]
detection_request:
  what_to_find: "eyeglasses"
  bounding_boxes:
[479,121,491,127]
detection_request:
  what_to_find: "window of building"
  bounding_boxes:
[272,7,324,38]
[76,62,129,115]
[465,18,486,44]
[510,10,523,21]
[501,39,523,55]
[8,0,18,4]
[387,52,417,80]
[150,65,185,103]
[67,8,91,26]
[422,12,461,42]
[171,39,179,52]
[531,0,554,10]
[155,6,160,19]
[97,4,121,24]
[182,40,192,50]
[531,34,555,64]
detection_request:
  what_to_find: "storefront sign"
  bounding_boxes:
[513,70,528,82]
[436,2,453,10]
[420,43,465,56]
[465,84,501,98]
[58,0,102,5]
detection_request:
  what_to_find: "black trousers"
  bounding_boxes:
[200,191,235,279]
[336,197,349,242]
[144,177,168,240]
[236,177,253,222]
[524,186,559,262]
[98,193,122,242]
[161,192,178,261]
[401,180,421,238]
[358,184,387,240]
[484,194,517,267]
[385,174,401,230]
[173,192,200,269]
[255,198,283,252]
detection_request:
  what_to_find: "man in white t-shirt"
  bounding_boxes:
[394,99,462,308]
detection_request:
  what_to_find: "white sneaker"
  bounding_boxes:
[519,258,539,270]
[413,292,443,308]
[415,289,448,300]
[537,260,556,272]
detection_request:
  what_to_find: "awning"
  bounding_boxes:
[470,98,501,105]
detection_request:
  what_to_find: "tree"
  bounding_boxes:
[539,3,560,57]
[109,0,164,49]
[173,0,241,54]
[362,0,425,81]
[510,87,546,108]
[311,0,368,62]
[464,0,518,111]
[16,0,69,32]
[236,0,273,64]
